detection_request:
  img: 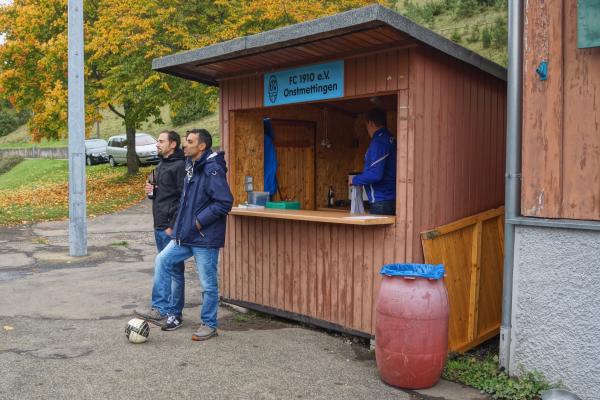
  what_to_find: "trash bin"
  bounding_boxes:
[375,263,449,389]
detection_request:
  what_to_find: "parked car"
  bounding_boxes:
[84,139,109,165]
[106,133,159,167]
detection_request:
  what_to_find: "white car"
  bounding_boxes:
[106,133,159,167]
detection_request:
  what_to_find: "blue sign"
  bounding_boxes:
[264,61,344,107]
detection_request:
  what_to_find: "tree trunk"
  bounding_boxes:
[123,101,139,175]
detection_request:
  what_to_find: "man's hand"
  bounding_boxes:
[195,220,201,231]
[145,182,153,195]
[165,227,173,236]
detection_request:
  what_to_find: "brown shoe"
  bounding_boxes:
[192,324,217,341]
[134,307,167,327]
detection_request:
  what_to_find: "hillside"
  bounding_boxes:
[394,0,508,66]
[0,105,220,149]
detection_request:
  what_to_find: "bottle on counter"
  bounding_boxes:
[327,185,335,208]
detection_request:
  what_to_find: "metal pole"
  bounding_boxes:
[499,0,523,372]
[68,0,87,256]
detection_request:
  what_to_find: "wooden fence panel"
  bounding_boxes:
[421,207,504,352]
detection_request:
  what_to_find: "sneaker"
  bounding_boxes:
[134,308,167,327]
[191,324,218,341]
[161,315,183,331]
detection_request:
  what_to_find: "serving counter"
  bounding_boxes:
[230,207,396,226]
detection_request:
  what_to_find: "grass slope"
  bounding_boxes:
[0,159,152,226]
[0,105,220,149]
[394,0,508,66]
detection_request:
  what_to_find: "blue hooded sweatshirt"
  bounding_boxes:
[351,127,397,203]
[172,149,233,248]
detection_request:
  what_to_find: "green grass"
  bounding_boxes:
[0,159,152,225]
[0,159,68,189]
[0,105,220,149]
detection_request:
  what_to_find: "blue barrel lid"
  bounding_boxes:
[380,263,445,280]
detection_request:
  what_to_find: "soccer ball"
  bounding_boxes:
[125,318,150,344]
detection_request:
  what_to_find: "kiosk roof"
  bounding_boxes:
[152,4,506,85]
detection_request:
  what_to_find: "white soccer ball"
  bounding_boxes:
[125,318,150,344]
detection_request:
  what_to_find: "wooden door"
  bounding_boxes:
[270,120,316,210]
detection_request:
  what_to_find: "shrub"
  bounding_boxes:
[467,25,481,43]
[0,156,24,176]
[169,85,217,127]
[403,0,445,26]
[482,26,492,48]
[454,0,479,18]
[450,29,462,43]
[491,16,508,48]
[443,354,552,400]
[0,100,30,137]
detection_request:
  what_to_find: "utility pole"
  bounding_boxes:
[67,0,87,256]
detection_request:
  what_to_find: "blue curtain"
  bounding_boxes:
[263,118,278,196]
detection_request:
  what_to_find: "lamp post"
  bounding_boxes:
[67,0,87,256]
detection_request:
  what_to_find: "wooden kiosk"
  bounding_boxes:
[154,5,506,351]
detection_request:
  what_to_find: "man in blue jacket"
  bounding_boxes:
[349,108,397,215]
[149,128,233,339]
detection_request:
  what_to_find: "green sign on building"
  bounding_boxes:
[578,0,600,48]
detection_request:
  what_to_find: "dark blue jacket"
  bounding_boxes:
[172,150,233,248]
[351,127,397,203]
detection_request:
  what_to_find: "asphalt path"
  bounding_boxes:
[0,200,487,400]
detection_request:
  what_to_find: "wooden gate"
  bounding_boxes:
[420,207,504,352]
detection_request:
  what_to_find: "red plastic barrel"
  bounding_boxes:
[375,272,449,389]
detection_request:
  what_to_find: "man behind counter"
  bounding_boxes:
[349,108,397,216]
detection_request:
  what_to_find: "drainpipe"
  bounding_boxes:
[499,0,523,372]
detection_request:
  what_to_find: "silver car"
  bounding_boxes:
[84,139,109,165]
[106,133,160,167]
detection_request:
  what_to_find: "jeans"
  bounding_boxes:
[155,241,220,329]
[370,200,396,215]
[152,229,185,317]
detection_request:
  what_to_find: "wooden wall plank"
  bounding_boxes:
[409,47,506,263]
[521,0,563,217]
[308,222,318,317]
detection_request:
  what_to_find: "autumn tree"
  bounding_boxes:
[0,0,98,141]
[0,0,388,175]
[88,0,195,174]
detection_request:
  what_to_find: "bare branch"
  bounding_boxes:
[108,103,125,119]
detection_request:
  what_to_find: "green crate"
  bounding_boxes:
[266,201,301,210]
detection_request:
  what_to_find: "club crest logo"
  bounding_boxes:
[268,75,278,103]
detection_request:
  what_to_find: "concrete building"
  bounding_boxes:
[505,1,600,399]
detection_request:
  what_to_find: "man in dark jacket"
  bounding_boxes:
[151,128,233,339]
[349,108,397,215]
[135,130,186,327]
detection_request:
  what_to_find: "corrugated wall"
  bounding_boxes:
[522,0,600,219]
[409,47,506,262]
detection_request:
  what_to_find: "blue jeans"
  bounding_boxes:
[152,229,185,317]
[370,200,396,215]
[155,241,220,329]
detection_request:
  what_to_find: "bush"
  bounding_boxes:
[0,156,24,176]
[403,0,445,26]
[450,29,462,43]
[169,85,217,127]
[482,26,492,48]
[0,100,30,137]
[491,16,508,48]
[454,0,479,18]
[467,25,481,43]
